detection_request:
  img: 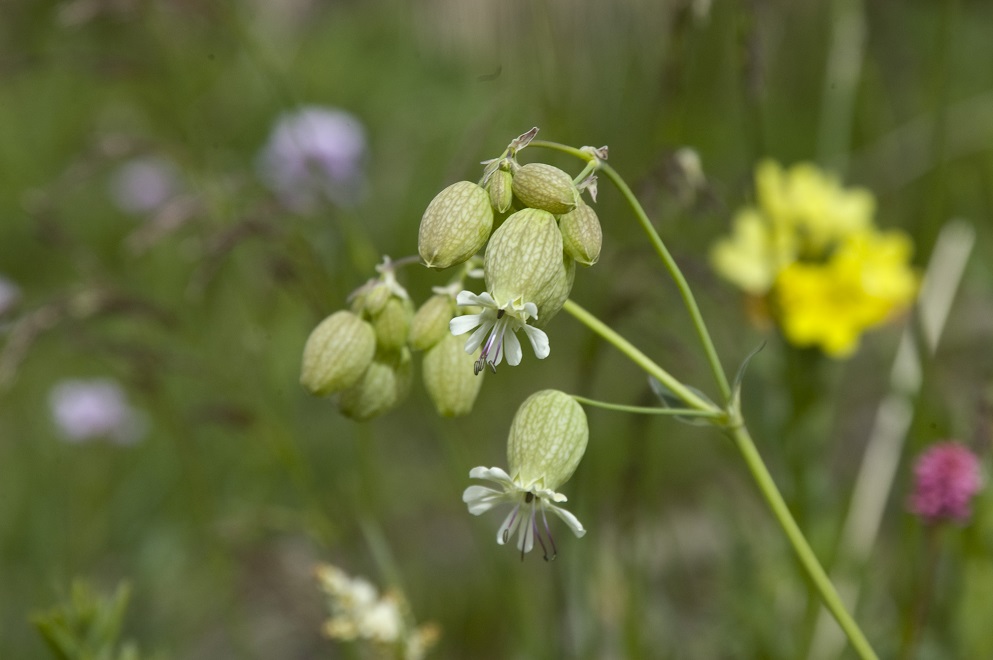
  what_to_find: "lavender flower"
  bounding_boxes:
[257,106,367,211]
[909,441,983,525]
[109,156,181,215]
[49,378,146,445]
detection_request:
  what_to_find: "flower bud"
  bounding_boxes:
[511,163,578,215]
[487,169,514,213]
[337,348,413,421]
[300,310,376,396]
[361,283,393,317]
[372,296,414,352]
[422,333,484,417]
[484,208,564,306]
[507,390,588,490]
[559,203,602,266]
[409,294,455,351]
[418,181,494,270]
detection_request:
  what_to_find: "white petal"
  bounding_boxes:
[522,301,538,319]
[503,329,523,366]
[521,324,550,359]
[450,313,483,336]
[497,505,521,545]
[517,510,534,553]
[469,465,514,483]
[455,290,486,307]
[463,486,507,515]
[463,321,494,353]
[547,503,586,538]
[489,324,507,367]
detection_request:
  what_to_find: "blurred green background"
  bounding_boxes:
[2,0,993,657]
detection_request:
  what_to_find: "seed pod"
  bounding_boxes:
[409,294,455,351]
[337,348,413,421]
[511,163,578,215]
[422,333,484,417]
[559,203,602,266]
[484,208,563,307]
[372,297,414,352]
[529,256,575,328]
[507,390,588,490]
[361,283,392,317]
[487,169,514,213]
[300,310,376,396]
[418,181,494,270]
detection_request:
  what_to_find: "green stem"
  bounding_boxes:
[530,140,731,400]
[563,299,718,414]
[572,159,598,185]
[536,138,875,659]
[728,424,879,660]
[571,394,723,419]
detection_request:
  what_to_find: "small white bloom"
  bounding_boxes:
[358,596,404,643]
[463,466,585,561]
[449,290,549,375]
[49,378,146,445]
[316,563,439,658]
[374,256,410,300]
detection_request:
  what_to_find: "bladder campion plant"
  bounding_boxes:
[300,128,880,659]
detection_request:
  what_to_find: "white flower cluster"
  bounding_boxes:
[316,564,438,659]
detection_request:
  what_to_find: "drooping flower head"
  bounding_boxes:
[463,390,589,560]
[449,291,549,375]
[449,208,570,374]
[909,441,983,525]
[49,378,146,445]
[710,160,917,357]
[258,106,367,210]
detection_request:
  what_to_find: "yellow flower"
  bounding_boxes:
[710,161,876,295]
[712,160,917,358]
[774,230,917,356]
[710,208,797,294]
[755,160,874,254]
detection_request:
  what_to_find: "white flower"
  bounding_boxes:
[48,378,146,445]
[449,290,549,375]
[316,563,439,658]
[463,466,585,561]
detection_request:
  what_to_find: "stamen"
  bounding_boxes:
[476,325,501,376]
[502,505,521,544]
[540,506,558,561]
[521,509,535,562]
[533,514,550,561]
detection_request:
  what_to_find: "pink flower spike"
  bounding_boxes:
[909,441,983,525]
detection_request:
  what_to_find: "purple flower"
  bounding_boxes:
[49,378,146,445]
[109,156,181,215]
[909,441,983,525]
[257,106,367,211]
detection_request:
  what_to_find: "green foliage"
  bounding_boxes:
[32,581,143,660]
[2,0,993,657]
